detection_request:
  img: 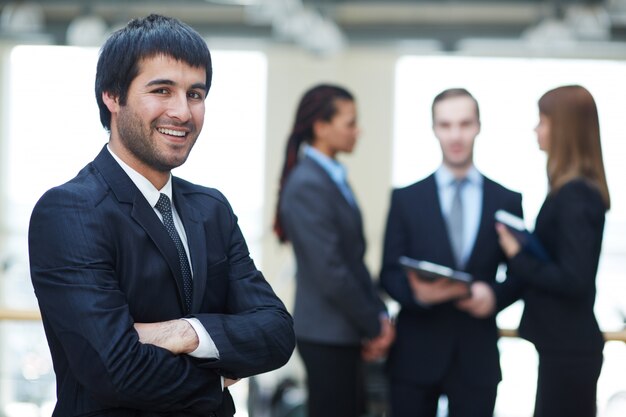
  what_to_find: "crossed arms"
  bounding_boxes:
[29,184,295,413]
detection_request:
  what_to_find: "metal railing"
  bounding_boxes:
[0,308,41,321]
[1,308,625,342]
[498,327,626,342]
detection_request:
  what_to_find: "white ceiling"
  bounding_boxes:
[1,0,626,54]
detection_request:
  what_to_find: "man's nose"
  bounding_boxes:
[167,92,192,122]
[449,126,463,139]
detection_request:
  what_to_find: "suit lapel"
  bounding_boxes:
[172,182,208,313]
[303,157,363,225]
[423,175,457,267]
[465,176,491,270]
[130,196,188,310]
[93,146,188,311]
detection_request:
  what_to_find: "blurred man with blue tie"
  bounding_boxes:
[380,88,523,417]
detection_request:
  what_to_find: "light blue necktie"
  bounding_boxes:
[447,179,466,269]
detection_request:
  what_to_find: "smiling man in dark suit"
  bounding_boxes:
[28,14,295,417]
[380,88,523,417]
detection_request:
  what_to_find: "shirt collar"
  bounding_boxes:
[303,145,348,184]
[106,144,173,208]
[434,164,482,189]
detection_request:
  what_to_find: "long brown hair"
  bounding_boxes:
[538,85,610,209]
[273,84,354,243]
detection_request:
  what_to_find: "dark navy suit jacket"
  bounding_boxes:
[380,173,522,387]
[28,146,295,416]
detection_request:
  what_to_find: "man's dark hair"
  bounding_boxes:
[95,14,212,130]
[431,88,480,122]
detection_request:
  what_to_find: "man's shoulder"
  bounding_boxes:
[394,174,435,196]
[36,162,109,209]
[482,175,521,198]
[173,176,231,207]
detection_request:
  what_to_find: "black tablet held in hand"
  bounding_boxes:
[398,256,473,285]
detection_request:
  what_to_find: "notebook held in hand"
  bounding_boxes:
[494,210,550,261]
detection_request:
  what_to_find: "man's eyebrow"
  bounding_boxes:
[145,79,207,91]
[191,82,207,91]
[145,79,175,87]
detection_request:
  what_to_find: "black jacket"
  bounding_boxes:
[498,179,606,353]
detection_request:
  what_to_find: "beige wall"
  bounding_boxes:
[260,45,399,315]
[253,43,400,384]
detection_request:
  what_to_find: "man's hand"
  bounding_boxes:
[407,270,470,305]
[456,281,496,318]
[362,316,395,362]
[134,319,199,354]
[495,223,521,259]
[224,378,240,388]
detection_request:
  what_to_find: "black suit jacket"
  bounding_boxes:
[279,157,386,345]
[380,173,522,386]
[497,179,605,353]
[28,146,295,416]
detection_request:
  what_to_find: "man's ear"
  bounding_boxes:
[102,91,120,113]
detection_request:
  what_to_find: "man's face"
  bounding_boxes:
[108,54,207,174]
[432,96,480,170]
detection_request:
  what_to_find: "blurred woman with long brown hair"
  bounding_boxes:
[495,85,610,416]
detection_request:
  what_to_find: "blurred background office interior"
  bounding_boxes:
[1,0,626,416]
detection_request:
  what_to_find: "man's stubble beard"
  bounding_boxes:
[116,106,198,173]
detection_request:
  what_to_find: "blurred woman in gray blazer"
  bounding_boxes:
[274,84,394,417]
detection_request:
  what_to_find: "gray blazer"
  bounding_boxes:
[279,156,386,346]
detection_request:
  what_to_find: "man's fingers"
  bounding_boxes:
[224,378,240,388]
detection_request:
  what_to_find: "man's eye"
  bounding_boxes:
[189,91,203,100]
[152,88,169,94]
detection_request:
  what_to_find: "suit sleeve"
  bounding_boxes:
[28,186,224,413]
[507,183,605,299]
[189,199,295,379]
[380,189,430,311]
[280,179,383,340]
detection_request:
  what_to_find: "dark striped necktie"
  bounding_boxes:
[155,193,193,313]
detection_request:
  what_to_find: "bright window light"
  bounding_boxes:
[2,44,266,417]
[4,45,266,259]
[175,50,267,262]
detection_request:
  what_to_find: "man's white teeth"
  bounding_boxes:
[158,128,186,137]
